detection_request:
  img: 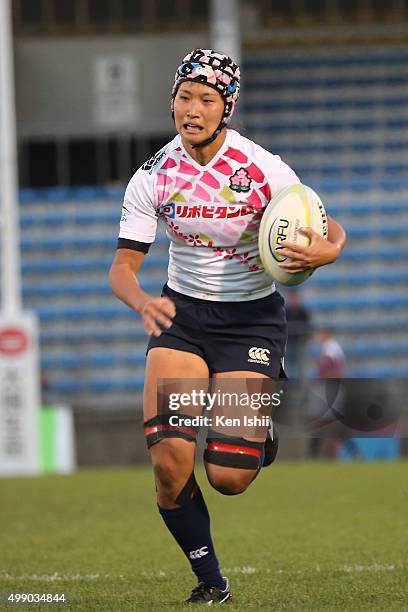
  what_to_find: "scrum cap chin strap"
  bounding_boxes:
[190,120,226,149]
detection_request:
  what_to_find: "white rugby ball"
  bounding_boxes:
[258,183,328,286]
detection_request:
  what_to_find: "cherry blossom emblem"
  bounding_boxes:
[229,167,252,193]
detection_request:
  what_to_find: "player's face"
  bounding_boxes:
[173,82,224,146]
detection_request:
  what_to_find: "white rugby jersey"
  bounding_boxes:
[119,129,300,301]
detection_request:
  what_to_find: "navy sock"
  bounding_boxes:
[158,487,225,590]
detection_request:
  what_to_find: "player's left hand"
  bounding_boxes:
[278,227,341,274]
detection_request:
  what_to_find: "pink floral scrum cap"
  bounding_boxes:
[171,48,241,124]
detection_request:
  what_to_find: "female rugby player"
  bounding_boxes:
[109,49,346,605]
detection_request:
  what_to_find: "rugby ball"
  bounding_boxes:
[258,183,328,286]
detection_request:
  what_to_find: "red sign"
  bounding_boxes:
[0,328,29,356]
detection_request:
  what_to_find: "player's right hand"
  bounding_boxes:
[139,297,176,337]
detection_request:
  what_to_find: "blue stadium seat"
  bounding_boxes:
[346,343,408,358]
[351,364,408,378]
[243,50,408,71]
[44,379,82,394]
[43,187,72,202]
[37,304,135,321]
[19,186,125,204]
[244,97,408,115]
[42,351,146,370]
[70,186,104,200]
[305,293,408,311]
[89,352,146,368]
[21,234,169,252]
[309,269,408,288]
[20,210,120,229]
[315,318,405,334]
[245,75,407,91]
[307,340,408,359]
[335,246,408,262]
[22,254,168,275]
[343,223,408,239]
[40,327,146,345]
[24,278,164,299]
[327,201,407,216]
[42,353,81,369]
[21,235,114,251]
[248,117,396,133]
[19,188,46,203]
[88,376,145,393]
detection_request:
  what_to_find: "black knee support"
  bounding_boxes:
[175,472,197,505]
[204,431,264,470]
[144,414,199,449]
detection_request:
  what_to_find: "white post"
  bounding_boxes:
[0,0,22,314]
[210,0,241,66]
[0,0,41,476]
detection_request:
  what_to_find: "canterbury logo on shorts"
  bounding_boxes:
[189,546,209,560]
[248,346,270,365]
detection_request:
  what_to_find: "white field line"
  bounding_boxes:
[0,571,112,582]
[0,563,400,582]
[341,563,396,572]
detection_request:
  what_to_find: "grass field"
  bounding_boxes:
[1,461,407,611]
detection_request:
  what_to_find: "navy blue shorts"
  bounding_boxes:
[146,285,287,379]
